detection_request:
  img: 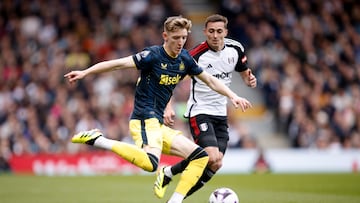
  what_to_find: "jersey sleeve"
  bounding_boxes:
[132,48,153,71]
[235,50,248,72]
[184,51,203,76]
[226,38,249,72]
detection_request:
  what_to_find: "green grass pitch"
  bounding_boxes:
[0,173,359,203]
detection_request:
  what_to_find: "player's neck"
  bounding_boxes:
[207,41,224,52]
[163,45,178,58]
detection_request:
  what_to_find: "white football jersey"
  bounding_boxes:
[184,38,248,117]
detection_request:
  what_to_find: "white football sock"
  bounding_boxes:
[167,192,184,203]
[164,166,174,178]
[94,136,115,150]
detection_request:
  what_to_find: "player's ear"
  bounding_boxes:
[162,31,168,42]
[224,28,228,37]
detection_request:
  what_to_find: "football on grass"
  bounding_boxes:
[209,187,239,203]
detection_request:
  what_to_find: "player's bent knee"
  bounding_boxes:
[145,153,159,172]
[208,159,223,172]
[208,156,218,165]
[188,147,208,161]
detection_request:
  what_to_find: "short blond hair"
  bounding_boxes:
[164,16,192,33]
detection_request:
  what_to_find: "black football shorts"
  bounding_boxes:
[188,114,229,154]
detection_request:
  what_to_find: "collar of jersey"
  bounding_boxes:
[162,45,178,59]
[206,41,226,52]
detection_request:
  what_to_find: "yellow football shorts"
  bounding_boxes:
[129,118,182,154]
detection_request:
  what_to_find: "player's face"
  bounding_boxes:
[163,28,188,57]
[204,21,228,51]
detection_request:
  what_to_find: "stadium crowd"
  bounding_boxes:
[220,0,360,149]
[0,0,359,170]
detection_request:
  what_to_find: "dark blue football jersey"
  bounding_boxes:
[131,45,203,123]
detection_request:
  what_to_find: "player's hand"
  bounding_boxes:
[64,70,86,84]
[163,105,175,127]
[246,70,257,88]
[230,96,252,112]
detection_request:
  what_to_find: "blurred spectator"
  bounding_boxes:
[1,0,360,158]
[0,0,186,156]
[219,0,360,150]
[0,137,11,173]
[228,113,258,149]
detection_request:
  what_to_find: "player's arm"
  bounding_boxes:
[163,97,176,127]
[195,71,252,111]
[163,76,191,126]
[232,40,257,88]
[64,56,135,83]
[239,68,257,88]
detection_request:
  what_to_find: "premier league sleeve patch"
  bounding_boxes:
[133,49,152,70]
[135,50,150,61]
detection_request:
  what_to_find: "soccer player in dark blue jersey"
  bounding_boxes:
[65,16,252,203]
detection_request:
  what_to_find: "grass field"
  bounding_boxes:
[0,173,360,203]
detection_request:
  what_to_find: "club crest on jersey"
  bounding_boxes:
[179,61,185,71]
[228,57,235,64]
[199,123,208,131]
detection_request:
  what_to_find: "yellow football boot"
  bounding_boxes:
[154,166,172,199]
[71,129,102,145]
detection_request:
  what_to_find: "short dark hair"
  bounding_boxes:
[205,14,228,29]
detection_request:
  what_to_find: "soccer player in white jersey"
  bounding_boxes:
[154,14,257,199]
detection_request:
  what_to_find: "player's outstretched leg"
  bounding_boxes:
[71,128,159,172]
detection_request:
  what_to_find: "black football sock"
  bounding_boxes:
[185,167,215,198]
[170,159,190,175]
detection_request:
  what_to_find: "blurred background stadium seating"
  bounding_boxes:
[0,0,360,173]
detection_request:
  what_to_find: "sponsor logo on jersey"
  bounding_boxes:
[159,74,181,85]
[213,72,231,79]
[161,63,168,69]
